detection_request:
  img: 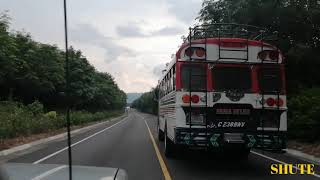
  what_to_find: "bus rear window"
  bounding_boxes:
[181,65,206,91]
[258,67,282,93]
[212,67,251,91]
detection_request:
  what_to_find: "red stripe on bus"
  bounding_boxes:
[207,64,213,91]
[252,66,259,93]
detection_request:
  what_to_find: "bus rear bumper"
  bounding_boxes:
[174,128,286,150]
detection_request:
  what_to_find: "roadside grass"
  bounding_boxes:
[287,88,320,142]
[0,101,123,148]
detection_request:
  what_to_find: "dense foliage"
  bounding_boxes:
[287,88,320,141]
[0,13,126,111]
[0,13,126,142]
[131,88,158,114]
[0,101,122,141]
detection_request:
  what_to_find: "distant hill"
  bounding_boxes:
[126,93,142,104]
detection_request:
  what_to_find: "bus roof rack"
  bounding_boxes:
[185,23,277,44]
[179,23,282,64]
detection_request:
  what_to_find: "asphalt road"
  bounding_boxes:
[8,110,320,180]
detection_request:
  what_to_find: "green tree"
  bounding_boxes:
[131,88,158,114]
[0,12,126,112]
[0,12,18,100]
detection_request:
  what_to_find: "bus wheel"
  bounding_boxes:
[158,127,164,141]
[164,129,175,158]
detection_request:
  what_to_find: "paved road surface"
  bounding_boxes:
[8,110,320,180]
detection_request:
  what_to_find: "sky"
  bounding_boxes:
[0,0,203,93]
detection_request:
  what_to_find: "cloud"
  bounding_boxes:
[166,0,202,23]
[1,0,202,92]
[152,63,166,77]
[99,60,158,93]
[152,26,184,36]
[116,22,183,38]
[116,22,147,37]
[70,23,135,62]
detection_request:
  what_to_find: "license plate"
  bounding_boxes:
[207,121,246,128]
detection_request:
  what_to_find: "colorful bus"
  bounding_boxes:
[157,24,287,158]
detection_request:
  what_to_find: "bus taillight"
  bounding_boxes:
[195,48,205,57]
[184,47,206,58]
[266,98,275,106]
[182,94,200,103]
[269,51,279,60]
[191,95,200,103]
[185,48,193,57]
[258,51,268,60]
[182,94,191,103]
[275,98,284,106]
[265,97,284,107]
[258,50,279,61]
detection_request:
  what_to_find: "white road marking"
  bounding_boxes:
[251,151,320,178]
[32,117,128,164]
[31,165,67,180]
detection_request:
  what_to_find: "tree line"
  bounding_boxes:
[131,89,158,114]
[0,12,126,112]
[132,0,320,141]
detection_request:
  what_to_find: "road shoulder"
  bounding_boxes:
[285,148,320,166]
[0,114,127,161]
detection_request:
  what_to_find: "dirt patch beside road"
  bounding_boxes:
[288,140,320,158]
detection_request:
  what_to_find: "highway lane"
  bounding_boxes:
[8,110,320,180]
[9,112,163,180]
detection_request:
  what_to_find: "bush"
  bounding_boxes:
[44,111,57,119]
[26,100,44,116]
[70,110,122,126]
[0,101,123,139]
[0,101,56,137]
[287,88,320,142]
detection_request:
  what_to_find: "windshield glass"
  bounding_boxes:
[3,0,319,179]
[258,67,282,93]
[212,67,251,91]
[181,65,206,91]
